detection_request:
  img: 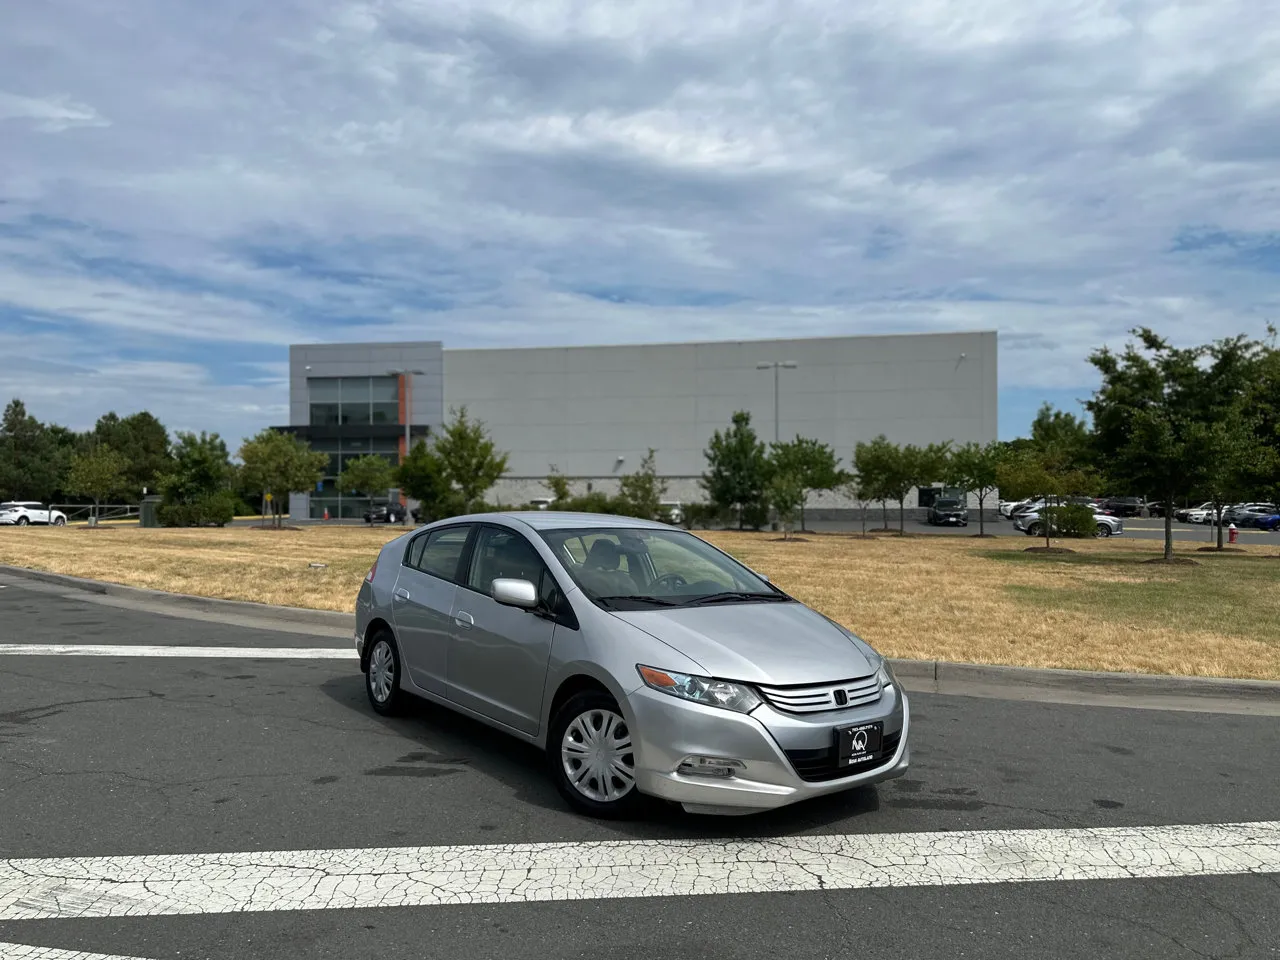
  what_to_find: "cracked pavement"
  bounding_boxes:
[1,576,1278,959]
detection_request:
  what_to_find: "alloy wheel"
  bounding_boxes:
[368,639,395,704]
[560,708,636,803]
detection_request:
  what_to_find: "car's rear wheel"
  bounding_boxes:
[549,690,641,819]
[1095,523,1112,538]
[365,630,405,716]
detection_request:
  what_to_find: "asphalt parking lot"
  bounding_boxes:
[1,575,1277,960]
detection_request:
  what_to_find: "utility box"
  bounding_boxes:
[140,495,163,528]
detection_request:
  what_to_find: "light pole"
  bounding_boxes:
[756,360,798,443]
[387,368,426,524]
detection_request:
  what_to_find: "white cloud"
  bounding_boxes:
[1,0,1278,438]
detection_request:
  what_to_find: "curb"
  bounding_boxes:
[3,564,1276,703]
[888,658,1280,704]
[0,565,354,629]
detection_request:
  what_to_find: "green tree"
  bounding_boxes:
[1087,329,1263,560]
[616,449,668,521]
[545,466,573,505]
[702,411,771,529]
[92,411,172,500]
[434,407,510,513]
[769,436,843,532]
[873,440,951,535]
[853,435,897,530]
[338,455,397,501]
[946,441,1003,536]
[1030,403,1092,462]
[843,472,878,537]
[0,399,64,503]
[237,430,328,528]
[997,448,1098,548]
[398,440,461,522]
[767,472,806,539]
[160,432,232,505]
[1190,408,1275,549]
[66,444,129,522]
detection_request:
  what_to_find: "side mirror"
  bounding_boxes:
[491,578,539,609]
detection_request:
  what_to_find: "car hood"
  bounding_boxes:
[610,602,878,685]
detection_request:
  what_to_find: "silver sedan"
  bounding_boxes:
[354,512,909,817]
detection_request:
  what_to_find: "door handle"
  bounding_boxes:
[454,611,474,628]
[394,587,411,601]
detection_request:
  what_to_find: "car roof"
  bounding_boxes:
[442,510,674,532]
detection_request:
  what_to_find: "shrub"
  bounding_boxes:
[1043,503,1097,538]
[158,491,236,527]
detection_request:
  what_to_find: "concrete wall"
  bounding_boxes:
[288,341,446,430]
[442,331,997,480]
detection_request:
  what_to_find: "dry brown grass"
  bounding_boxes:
[2,526,1278,680]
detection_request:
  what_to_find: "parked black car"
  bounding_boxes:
[363,504,404,524]
[1098,497,1146,518]
[927,498,969,526]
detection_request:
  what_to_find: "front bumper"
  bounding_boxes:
[626,681,908,815]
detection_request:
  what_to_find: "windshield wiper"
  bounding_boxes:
[595,595,681,607]
[684,591,790,606]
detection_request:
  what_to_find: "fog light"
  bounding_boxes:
[677,756,745,779]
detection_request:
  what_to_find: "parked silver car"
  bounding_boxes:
[354,512,908,817]
[1014,509,1125,538]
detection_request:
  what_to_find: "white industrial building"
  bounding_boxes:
[283,331,998,520]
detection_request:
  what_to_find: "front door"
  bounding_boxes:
[448,525,559,736]
[391,524,474,697]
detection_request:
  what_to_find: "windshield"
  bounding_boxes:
[537,527,785,610]
[934,499,962,509]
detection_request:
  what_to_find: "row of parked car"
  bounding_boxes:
[996,497,1125,538]
[1172,502,1280,529]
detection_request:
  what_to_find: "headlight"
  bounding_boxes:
[637,665,761,714]
[876,660,896,690]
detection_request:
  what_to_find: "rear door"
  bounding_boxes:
[448,524,566,736]
[391,524,475,697]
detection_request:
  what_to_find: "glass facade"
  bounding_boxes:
[309,376,400,427]
[307,376,406,518]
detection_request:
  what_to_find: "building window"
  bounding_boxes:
[307,376,400,429]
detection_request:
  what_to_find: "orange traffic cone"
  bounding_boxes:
[323,507,330,521]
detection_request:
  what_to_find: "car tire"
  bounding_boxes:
[53,516,66,527]
[364,629,406,716]
[15,516,28,526]
[1026,523,1042,537]
[1095,523,1112,538]
[548,690,642,819]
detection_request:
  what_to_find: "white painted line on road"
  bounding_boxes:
[2,821,1276,920]
[0,644,355,659]
[0,943,155,960]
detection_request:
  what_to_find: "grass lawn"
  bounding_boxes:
[2,526,1277,681]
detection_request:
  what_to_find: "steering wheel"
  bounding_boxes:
[652,573,688,592]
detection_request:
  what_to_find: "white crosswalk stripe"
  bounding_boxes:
[2,821,1277,921]
[0,644,354,659]
[0,944,155,960]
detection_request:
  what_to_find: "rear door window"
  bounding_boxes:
[408,526,474,583]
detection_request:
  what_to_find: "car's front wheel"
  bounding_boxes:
[53,516,66,527]
[1026,523,1042,537]
[1095,523,1112,538]
[549,690,641,818]
[365,630,406,716]
[15,516,28,526]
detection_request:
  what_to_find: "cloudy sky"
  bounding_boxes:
[2,0,1278,445]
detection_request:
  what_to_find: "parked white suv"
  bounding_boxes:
[0,502,68,526]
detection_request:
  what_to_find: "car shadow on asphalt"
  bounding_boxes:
[318,674,883,839]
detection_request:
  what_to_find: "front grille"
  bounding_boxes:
[785,732,902,783]
[757,674,882,714]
